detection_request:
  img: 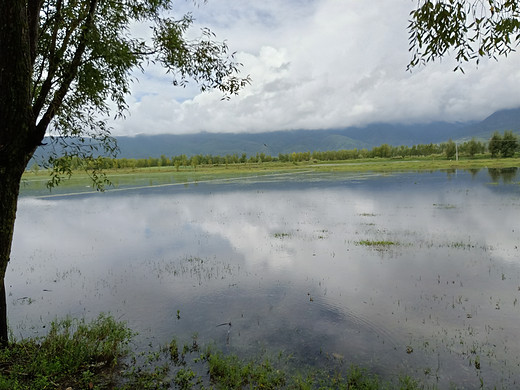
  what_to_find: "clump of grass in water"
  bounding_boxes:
[204,350,286,389]
[128,338,425,390]
[445,241,475,249]
[433,203,456,209]
[356,240,398,247]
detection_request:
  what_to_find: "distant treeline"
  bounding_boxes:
[30,132,518,171]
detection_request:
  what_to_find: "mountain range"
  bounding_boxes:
[36,107,520,159]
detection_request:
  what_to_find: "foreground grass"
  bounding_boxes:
[0,314,133,390]
[0,315,424,390]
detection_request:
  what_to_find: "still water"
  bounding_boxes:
[9,168,520,388]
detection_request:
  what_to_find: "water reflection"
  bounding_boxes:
[488,167,519,183]
[9,169,520,388]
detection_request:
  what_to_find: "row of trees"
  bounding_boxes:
[488,131,519,158]
[276,135,514,162]
[31,132,518,172]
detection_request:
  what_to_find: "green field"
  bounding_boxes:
[21,156,520,196]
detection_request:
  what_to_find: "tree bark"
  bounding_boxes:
[0,1,39,347]
[0,280,6,347]
[0,163,27,347]
[0,156,29,347]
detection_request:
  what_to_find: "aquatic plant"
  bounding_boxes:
[1,315,427,389]
[356,240,398,247]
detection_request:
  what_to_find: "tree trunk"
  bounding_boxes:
[0,165,26,347]
[0,281,6,347]
[0,1,38,347]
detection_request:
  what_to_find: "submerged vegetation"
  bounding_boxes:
[0,315,424,390]
[356,240,399,247]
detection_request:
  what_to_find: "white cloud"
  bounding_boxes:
[111,0,520,136]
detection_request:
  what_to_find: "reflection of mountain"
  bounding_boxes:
[34,107,520,159]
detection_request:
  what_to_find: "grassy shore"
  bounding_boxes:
[0,315,423,390]
[21,156,520,196]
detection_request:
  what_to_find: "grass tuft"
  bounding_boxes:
[206,350,286,389]
[0,314,133,390]
[356,240,398,247]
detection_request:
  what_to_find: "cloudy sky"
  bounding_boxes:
[111,0,520,136]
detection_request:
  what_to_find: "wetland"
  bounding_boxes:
[9,167,520,388]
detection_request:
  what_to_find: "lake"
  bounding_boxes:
[9,168,520,388]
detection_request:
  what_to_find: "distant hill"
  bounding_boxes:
[34,107,520,160]
[459,107,520,139]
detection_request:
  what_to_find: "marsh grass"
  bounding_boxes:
[0,314,133,390]
[1,315,426,389]
[204,350,286,389]
[356,240,399,247]
[133,343,424,390]
[432,203,456,209]
[274,232,291,238]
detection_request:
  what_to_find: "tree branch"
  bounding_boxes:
[33,0,98,145]
[26,0,44,67]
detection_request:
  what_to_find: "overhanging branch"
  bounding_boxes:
[33,0,98,147]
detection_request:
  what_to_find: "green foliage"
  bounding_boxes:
[409,0,520,71]
[489,130,519,158]
[0,314,133,390]
[445,139,456,160]
[461,138,485,157]
[174,367,197,389]
[206,351,286,389]
[153,15,249,97]
[489,131,503,157]
[501,130,519,157]
[48,154,112,190]
[371,143,393,158]
[30,0,249,185]
[31,135,518,177]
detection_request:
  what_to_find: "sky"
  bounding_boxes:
[111,0,520,136]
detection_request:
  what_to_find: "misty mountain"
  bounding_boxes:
[35,107,520,160]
